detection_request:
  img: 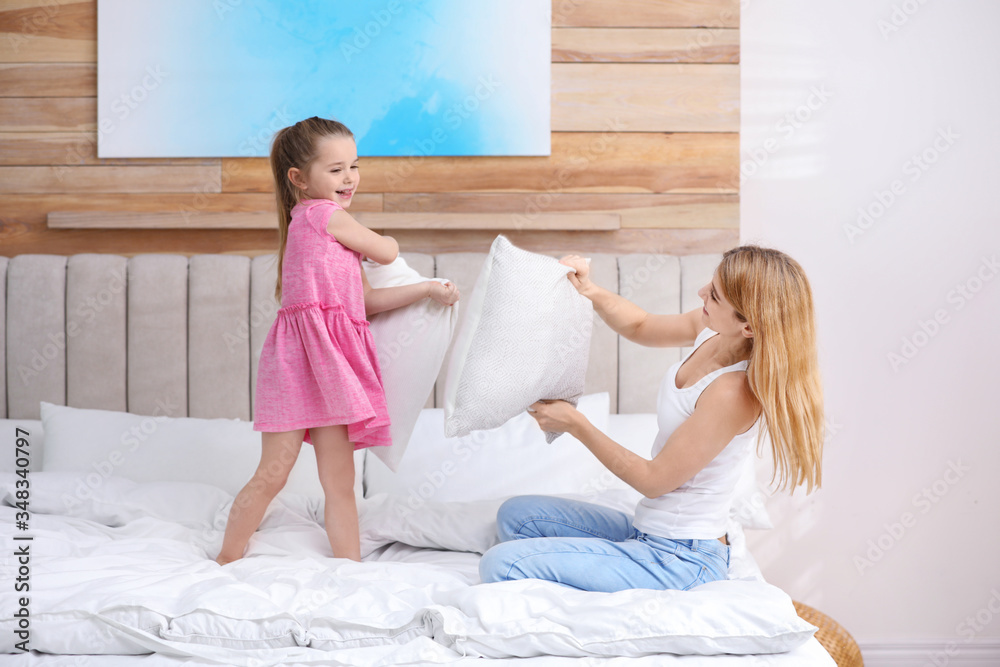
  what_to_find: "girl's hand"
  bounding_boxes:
[559,255,592,295]
[527,400,586,436]
[428,281,459,306]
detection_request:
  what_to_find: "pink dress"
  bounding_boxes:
[253,199,391,449]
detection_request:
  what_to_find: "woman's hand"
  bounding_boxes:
[428,280,459,306]
[559,255,593,295]
[527,400,586,436]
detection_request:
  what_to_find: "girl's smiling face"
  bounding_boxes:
[288,135,360,208]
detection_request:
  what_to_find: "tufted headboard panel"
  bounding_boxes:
[0,252,721,421]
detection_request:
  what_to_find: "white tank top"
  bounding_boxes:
[631,328,759,539]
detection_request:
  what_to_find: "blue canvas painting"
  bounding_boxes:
[97,0,550,157]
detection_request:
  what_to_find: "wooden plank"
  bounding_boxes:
[552,28,739,63]
[0,97,94,131]
[0,225,278,258]
[388,229,739,255]
[0,63,94,96]
[384,193,738,229]
[553,63,739,132]
[0,224,735,258]
[0,2,95,63]
[553,0,739,28]
[0,165,221,194]
[224,133,739,195]
[0,133,226,165]
[358,211,619,230]
[47,210,621,231]
[0,193,382,224]
[48,211,278,230]
[1,67,737,133]
[384,192,735,212]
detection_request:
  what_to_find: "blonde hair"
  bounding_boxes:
[716,245,824,492]
[270,116,354,301]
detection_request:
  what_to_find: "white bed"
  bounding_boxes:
[0,251,836,666]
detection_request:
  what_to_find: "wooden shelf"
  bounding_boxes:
[47,210,622,231]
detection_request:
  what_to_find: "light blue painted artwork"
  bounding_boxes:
[97,0,550,157]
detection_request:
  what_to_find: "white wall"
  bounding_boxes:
[740,0,1000,654]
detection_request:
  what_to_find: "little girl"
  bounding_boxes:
[216,117,458,564]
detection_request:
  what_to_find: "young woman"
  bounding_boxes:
[479,245,824,592]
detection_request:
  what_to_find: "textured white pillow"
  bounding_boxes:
[38,403,364,501]
[363,256,458,472]
[365,393,619,505]
[443,235,593,440]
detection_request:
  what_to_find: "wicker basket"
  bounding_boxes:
[793,601,864,667]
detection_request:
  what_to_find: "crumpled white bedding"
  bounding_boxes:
[0,472,831,666]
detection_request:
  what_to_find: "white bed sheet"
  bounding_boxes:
[0,472,833,666]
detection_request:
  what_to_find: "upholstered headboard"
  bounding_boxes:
[0,252,721,421]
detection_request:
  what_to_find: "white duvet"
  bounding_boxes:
[0,472,830,666]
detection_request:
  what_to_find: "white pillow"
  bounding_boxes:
[366,393,624,505]
[38,403,364,501]
[363,256,458,472]
[0,470,230,529]
[443,235,593,441]
[434,578,816,658]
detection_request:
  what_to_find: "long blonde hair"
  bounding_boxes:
[270,116,354,301]
[717,245,824,492]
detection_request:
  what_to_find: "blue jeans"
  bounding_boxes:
[479,495,730,592]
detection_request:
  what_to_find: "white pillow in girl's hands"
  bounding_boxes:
[363,256,459,472]
[443,235,593,441]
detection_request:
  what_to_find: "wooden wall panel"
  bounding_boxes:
[0,0,740,257]
[552,28,739,64]
[0,63,95,96]
[552,63,739,132]
[0,97,93,131]
[0,165,221,194]
[0,2,96,63]
[222,133,738,195]
[552,0,739,28]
